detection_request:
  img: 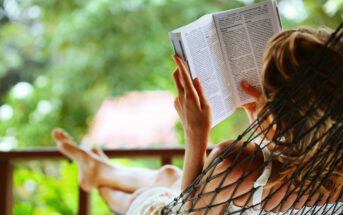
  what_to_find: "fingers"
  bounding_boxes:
[241,102,256,110]
[241,80,261,99]
[173,55,196,96]
[173,68,184,96]
[193,78,209,110]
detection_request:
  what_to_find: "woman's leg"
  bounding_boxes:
[52,129,182,192]
[98,186,148,214]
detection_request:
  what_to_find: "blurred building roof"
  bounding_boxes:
[82,91,179,148]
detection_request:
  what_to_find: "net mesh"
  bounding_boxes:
[163,22,343,214]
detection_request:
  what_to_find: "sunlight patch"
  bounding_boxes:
[279,0,308,22]
[237,0,254,5]
[0,104,14,121]
[0,136,18,151]
[37,100,53,115]
[11,82,34,99]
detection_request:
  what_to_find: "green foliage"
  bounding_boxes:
[13,159,161,215]
[211,109,249,144]
[0,0,252,148]
[13,161,78,215]
[1,0,342,148]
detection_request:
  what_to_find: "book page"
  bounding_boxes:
[169,32,192,77]
[214,0,281,106]
[170,15,235,127]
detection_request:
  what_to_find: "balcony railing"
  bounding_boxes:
[0,147,212,215]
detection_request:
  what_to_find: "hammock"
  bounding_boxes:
[163,22,343,215]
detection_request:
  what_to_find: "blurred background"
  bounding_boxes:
[0,0,342,214]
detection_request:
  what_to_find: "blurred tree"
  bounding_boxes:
[0,0,341,148]
[0,0,253,148]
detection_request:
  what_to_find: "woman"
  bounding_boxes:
[53,28,343,214]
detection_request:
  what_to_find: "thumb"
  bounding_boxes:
[241,102,256,109]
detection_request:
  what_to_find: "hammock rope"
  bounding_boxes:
[163,21,343,214]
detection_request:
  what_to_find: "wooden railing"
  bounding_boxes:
[0,147,212,215]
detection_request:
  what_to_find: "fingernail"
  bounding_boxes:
[242,80,249,88]
[194,78,199,85]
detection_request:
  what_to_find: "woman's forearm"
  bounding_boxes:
[181,134,208,192]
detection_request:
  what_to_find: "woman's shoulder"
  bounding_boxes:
[209,139,263,162]
[204,139,265,194]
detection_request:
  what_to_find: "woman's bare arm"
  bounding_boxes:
[172,55,212,192]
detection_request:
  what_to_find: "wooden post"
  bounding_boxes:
[78,187,91,215]
[162,156,173,166]
[0,160,13,215]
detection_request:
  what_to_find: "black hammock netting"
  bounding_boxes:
[162,21,343,215]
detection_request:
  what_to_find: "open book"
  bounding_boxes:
[169,0,282,127]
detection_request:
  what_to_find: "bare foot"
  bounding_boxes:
[52,128,111,191]
[91,147,109,162]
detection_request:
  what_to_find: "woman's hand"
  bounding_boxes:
[172,54,212,193]
[241,80,263,124]
[172,55,211,145]
[241,80,275,140]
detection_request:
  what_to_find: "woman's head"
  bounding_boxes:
[260,28,343,195]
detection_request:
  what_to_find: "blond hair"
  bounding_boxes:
[261,28,343,196]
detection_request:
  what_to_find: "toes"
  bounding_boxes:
[91,147,103,159]
[52,128,64,141]
[52,128,76,145]
[52,128,69,141]
[91,147,109,161]
[91,147,100,155]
